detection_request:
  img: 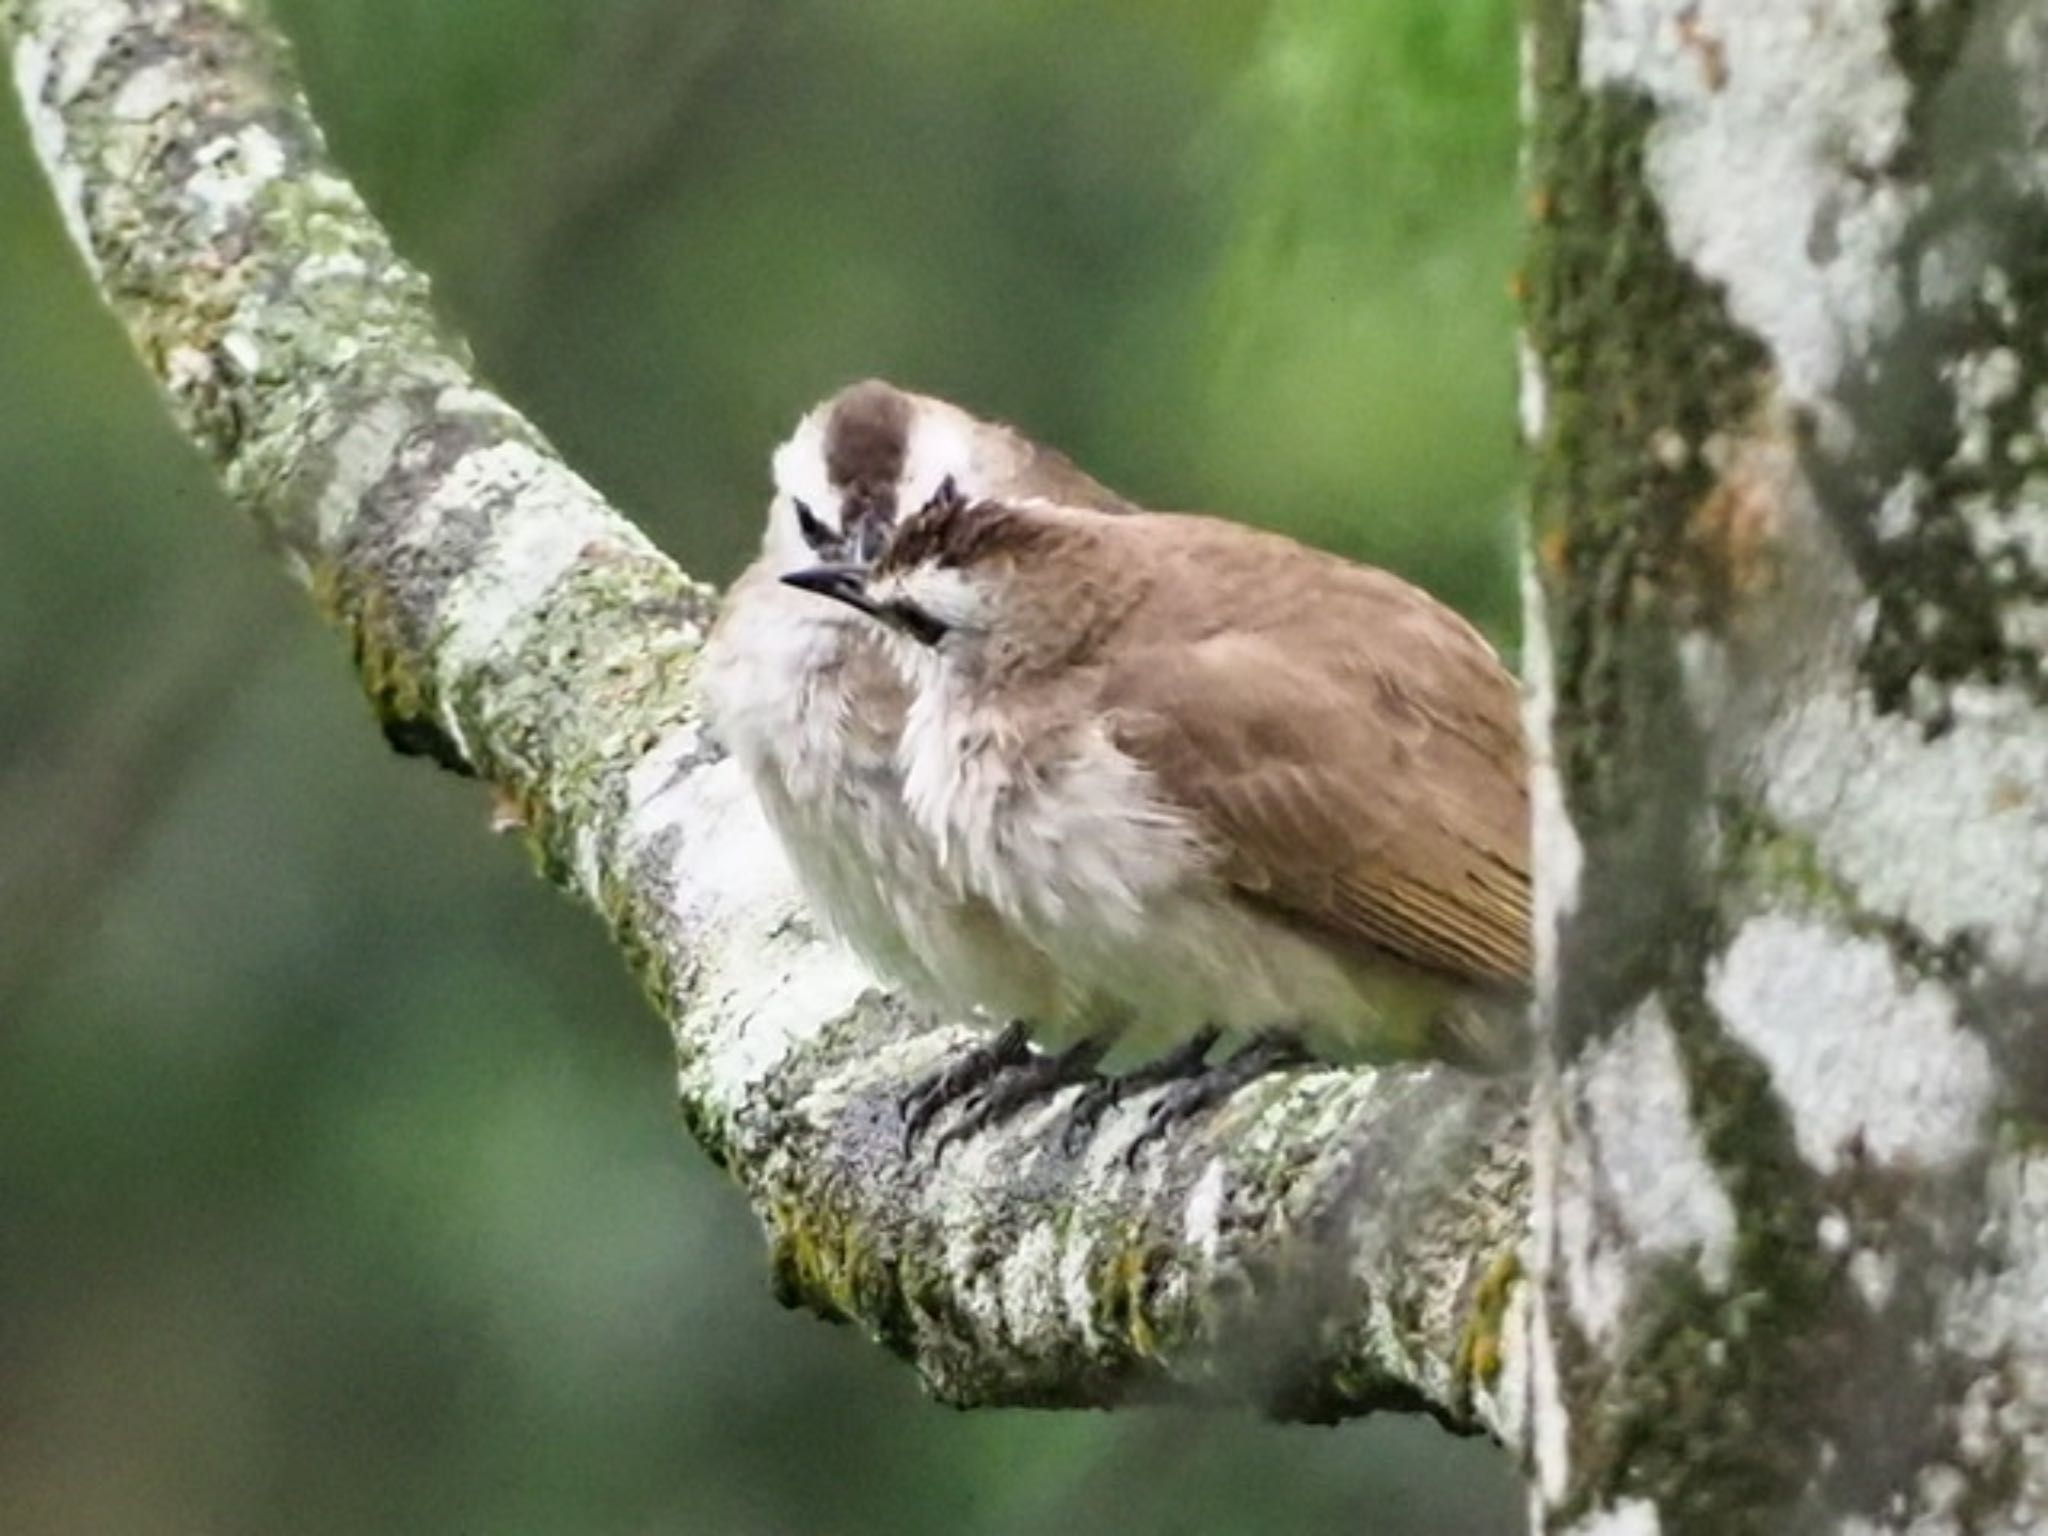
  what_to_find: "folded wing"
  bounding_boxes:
[1100,518,1531,990]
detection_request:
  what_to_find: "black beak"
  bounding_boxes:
[780,563,880,619]
[850,512,892,565]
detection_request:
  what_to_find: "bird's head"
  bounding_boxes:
[761,378,993,576]
[780,492,1095,680]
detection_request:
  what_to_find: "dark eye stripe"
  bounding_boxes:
[794,499,836,553]
[885,600,949,647]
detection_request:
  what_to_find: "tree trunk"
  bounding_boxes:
[1523,1,2048,1531]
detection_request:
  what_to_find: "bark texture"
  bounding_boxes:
[2,0,1529,1433]
[1524,1,2048,1530]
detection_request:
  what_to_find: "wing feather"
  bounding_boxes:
[1098,516,1530,989]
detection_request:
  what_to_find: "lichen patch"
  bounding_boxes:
[1755,679,2048,981]
[1708,914,1996,1175]
[429,444,643,683]
[638,748,873,1107]
[185,123,287,234]
[1563,1497,1662,1536]
[1581,0,1914,404]
[311,396,420,550]
[1557,997,1736,1347]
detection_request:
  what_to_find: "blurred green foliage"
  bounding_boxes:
[0,1,1522,1531]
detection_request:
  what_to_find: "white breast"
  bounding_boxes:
[895,675,1447,1057]
[898,680,1200,934]
[698,570,1059,1022]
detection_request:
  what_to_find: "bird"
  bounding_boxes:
[697,381,1131,1064]
[778,489,1532,1135]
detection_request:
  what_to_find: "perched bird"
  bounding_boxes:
[780,492,1531,1122]
[697,381,1129,1033]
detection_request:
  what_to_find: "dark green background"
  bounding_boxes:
[0,2,1524,1531]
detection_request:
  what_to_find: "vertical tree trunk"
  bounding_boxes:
[1522,0,2048,1530]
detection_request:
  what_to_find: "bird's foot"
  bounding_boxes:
[1060,1026,1222,1153]
[1123,1029,1315,1165]
[927,1036,1110,1159]
[899,1019,1031,1153]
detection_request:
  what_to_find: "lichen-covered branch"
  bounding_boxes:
[1,0,1528,1434]
[1523,1,2048,1530]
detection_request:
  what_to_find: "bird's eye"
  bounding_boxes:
[794,499,837,553]
[923,475,963,515]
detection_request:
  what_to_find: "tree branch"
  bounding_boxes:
[2,0,1528,1435]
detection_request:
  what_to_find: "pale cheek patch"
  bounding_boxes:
[896,566,992,633]
[899,408,978,513]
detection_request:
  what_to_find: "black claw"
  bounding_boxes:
[900,1020,1031,1153]
[1060,1026,1222,1153]
[1122,1030,1314,1166]
[929,1037,1109,1159]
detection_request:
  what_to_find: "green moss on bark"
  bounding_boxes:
[455,549,711,891]
[1453,1249,1519,1391]
[1604,984,1846,1532]
[1885,0,1980,175]
[1713,800,1859,921]
[1522,0,1767,1051]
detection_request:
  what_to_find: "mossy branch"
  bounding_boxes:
[2,0,1528,1433]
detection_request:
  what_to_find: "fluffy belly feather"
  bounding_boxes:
[701,585,1058,1023]
[900,699,1460,1062]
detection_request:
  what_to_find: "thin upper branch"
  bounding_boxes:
[2,0,1528,1434]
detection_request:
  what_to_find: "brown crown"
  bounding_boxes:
[823,380,913,509]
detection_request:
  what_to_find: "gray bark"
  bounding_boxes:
[1,0,1527,1435]
[1524,1,2048,1530]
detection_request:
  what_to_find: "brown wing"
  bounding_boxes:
[1099,516,1530,989]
